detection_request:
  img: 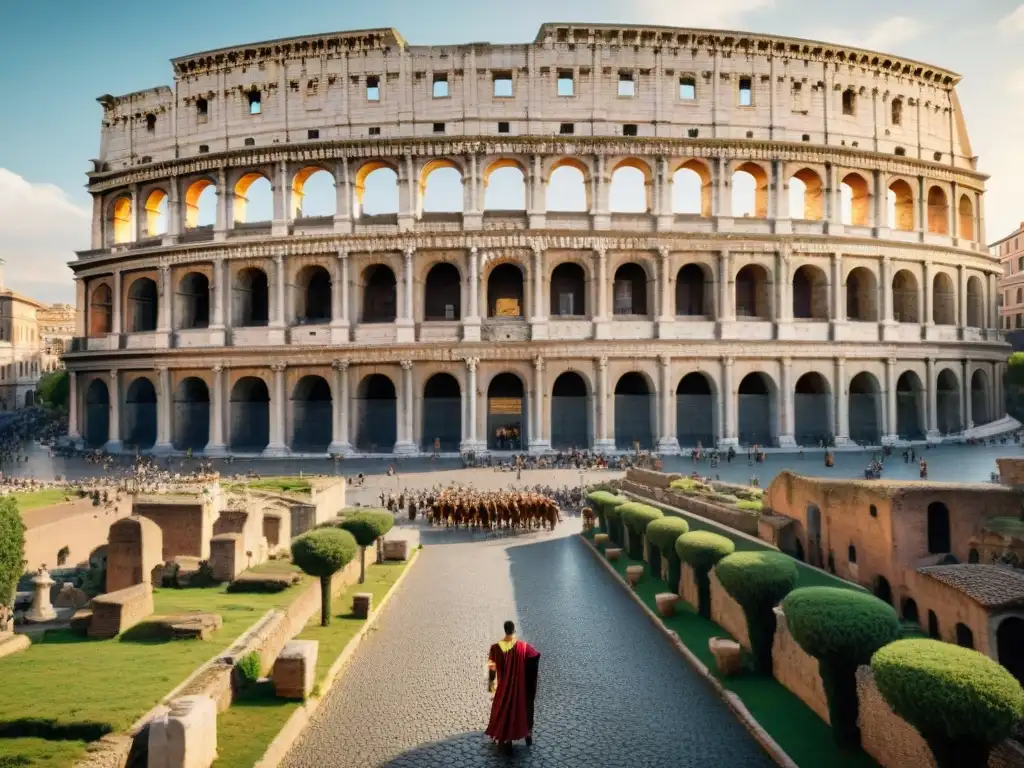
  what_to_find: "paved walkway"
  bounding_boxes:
[281,521,774,768]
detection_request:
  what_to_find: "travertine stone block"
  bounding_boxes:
[709,637,743,677]
[272,639,319,699]
[594,533,609,547]
[655,593,679,617]
[89,583,153,639]
[605,548,622,561]
[626,565,644,586]
[148,695,217,768]
[352,592,372,619]
[382,539,409,561]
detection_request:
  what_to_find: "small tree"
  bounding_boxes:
[618,502,663,561]
[782,586,901,749]
[645,517,690,589]
[1005,352,1024,423]
[0,496,25,633]
[674,531,735,618]
[604,499,629,547]
[291,528,357,626]
[714,551,798,674]
[586,491,628,538]
[872,639,1024,768]
[340,510,394,583]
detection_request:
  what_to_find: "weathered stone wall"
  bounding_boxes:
[107,516,164,593]
[262,512,290,551]
[856,666,935,768]
[903,568,995,654]
[209,533,244,582]
[709,569,750,650]
[309,479,346,524]
[22,497,133,571]
[625,468,681,490]
[997,458,1024,487]
[134,501,214,561]
[214,508,267,565]
[89,583,153,639]
[620,480,759,536]
[290,504,319,538]
[771,607,829,723]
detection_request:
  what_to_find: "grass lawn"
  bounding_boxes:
[0,583,305,767]
[248,558,303,575]
[213,559,409,768]
[10,488,76,511]
[585,530,877,768]
[228,477,312,495]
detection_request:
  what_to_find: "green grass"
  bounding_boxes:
[228,477,312,495]
[584,530,877,768]
[0,584,304,767]
[212,560,409,768]
[0,737,91,768]
[735,499,764,512]
[10,488,77,511]
[247,558,302,575]
[984,517,1024,537]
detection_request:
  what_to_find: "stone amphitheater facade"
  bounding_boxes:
[65,23,1007,456]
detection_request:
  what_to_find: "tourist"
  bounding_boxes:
[486,620,540,754]
[920,459,928,479]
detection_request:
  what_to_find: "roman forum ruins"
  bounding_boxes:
[64,23,1006,457]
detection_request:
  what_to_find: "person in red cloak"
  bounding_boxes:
[486,620,540,754]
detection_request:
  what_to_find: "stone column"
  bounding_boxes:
[67,370,80,442]
[397,248,415,343]
[595,356,614,452]
[154,365,173,453]
[462,357,480,452]
[834,357,850,445]
[329,360,352,455]
[963,358,973,430]
[923,261,933,329]
[206,365,227,456]
[717,249,733,332]
[987,273,997,332]
[391,360,416,455]
[529,356,549,453]
[330,250,350,344]
[775,249,790,327]
[779,358,796,448]
[334,159,353,233]
[111,269,122,340]
[271,254,286,329]
[264,363,288,456]
[884,357,898,443]
[720,357,737,446]
[215,167,228,241]
[873,168,890,236]
[106,369,123,453]
[210,258,226,343]
[165,177,181,243]
[272,159,289,236]
[880,256,893,325]
[657,247,674,338]
[957,264,967,329]
[831,252,843,324]
[657,355,679,454]
[592,248,610,339]
[157,265,171,334]
[464,247,481,341]
[926,357,939,439]
[530,243,548,340]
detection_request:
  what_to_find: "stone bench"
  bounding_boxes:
[88,583,153,639]
[272,640,318,699]
[626,565,644,586]
[605,548,622,561]
[352,593,372,619]
[209,534,244,583]
[150,613,223,640]
[382,539,409,561]
[148,695,217,768]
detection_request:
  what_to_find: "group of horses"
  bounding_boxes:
[425,489,562,531]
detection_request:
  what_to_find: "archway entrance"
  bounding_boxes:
[551,372,589,449]
[849,372,882,445]
[927,502,951,554]
[355,374,397,452]
[488,373,526,451]
[173,377,209,451]
[738,373,775,446]
[794,373,830,446]
[487,264,525,318]
[901,597,920,624]
[290,375,332,452]
[971,369,989,426]
[422,373,461,452]
[424,264,461,321]
[614,373,654,450]
[84,378,110,448]
[230,377,270,452]
[997,617,1024,686]
[896,372,924,439]
[936,369,961,435]
[296,267,332,324]
[124,378,157,450]
[676,373,714,447]
[550,263,586,317]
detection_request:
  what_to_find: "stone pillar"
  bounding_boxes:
[206,365,227,455]
[210,258,226,343]
[884,357,898,443]
[110,269,122,340]
[393,360,416,455]
[264,363,288,456]
[25,568,56,623]
[106,368,123,453]
[154,365,173,454]
[530,243,548,340]
[717,249,733,332]
[272,159,289,236]
[329,360,352,455]
[656,247,674,338]
[831,252,843,325]
[657,355,679,454]
[957,264,967,329]
[923,261,933,329]
[215,167,228,241]
[926,357,939,439]
[594,248,610,339]
[963,358,973,430]
[464,247,481,341]
[330,250,350,344]
[165,177,181,243]
[67,370,81,442]
[778,358,796,448]
[462,357,480,452]
[595,356,614,452]
[157,265,171,334]
[719,357,737,446]
[271,254,286,329]
[987,273,997,332]
[880,256,894,325]
[873,168,890,237]
[529,356,549,453]
[397,247,415,342]
[334,159,353,233]
[834,357,850,445]
[775,249,790,326]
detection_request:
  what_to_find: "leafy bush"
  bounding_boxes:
[340,509,394,583]
[645,517,689,590]
[236,651,262,687]
[735,499,763,512]
[1005,352,1024,423]
[586,491,628,539]
[783,587,901,748]
[291,528,358,626]
[0,496,24,633]
[675,531,735,618]
[872,639,1024,768]
[715,551,798,674]
[618,502,663,560]
[602,496,630,547]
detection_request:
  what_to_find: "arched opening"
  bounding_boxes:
[731,162,769,218]
[955,622,974,649]
[353,163,399,217]
[958,195,975,241]
[229,377,270,452]
[422,373,461,452]
[841,173,870,226]
[609,161,650,213]
[926,186,949,235]
[127,278,158,333]
[232,173,273,225]
[614,372,654,450]
[971,369,990,426]
[612,263,649,316]
[172,377,209,452]
[550,263,586,317]
[290,167,336,219]
[888,179,914,231]
[928,611,940,639]
[551,372,589,449]
[794,373,831,446]
[296,266,332,324]
[84,378,110,448]
[896,371,925,439]
[89,284,113,336]
[290,375,332,452]
[997,617,1024,685]
[176,273,210,330]
[676,373,715,447]
[738,372,776,446]
[672,161,712,216]
[932,273,955,325]
[546,160,589,212]
[420,161,464,214]
[901,597,919,624]
[232,268,270,327]
[789,168,824,220]
[927,502,951,554]
[792,265,828,320]
[111,197,132,244]
[124,377,157,450]
[846,267,878,322]
[483,161,527,210]
[487,263,525,318]
[966,276,983,328]
[936,369,961,435]
[873,575,893,605]
[424,263,461,321]
[143,190,167,237]
[806,504,823,567]
[487,373,526,451]
[183,179,217,229]
[362,265,397,323]
[735,264,771,320]
[892,270,920,323]
[355,374,397,452]
[849,372,882,445]
[675,264,711,317]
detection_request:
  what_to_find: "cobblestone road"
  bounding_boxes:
[281,522,775,768]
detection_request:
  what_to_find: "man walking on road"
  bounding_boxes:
[486,620,540,754]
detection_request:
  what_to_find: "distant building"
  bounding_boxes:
[0,285,45,410]
[38,303,75,373]
[993,221,1024,348]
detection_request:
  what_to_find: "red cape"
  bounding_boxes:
[485,640,540,742]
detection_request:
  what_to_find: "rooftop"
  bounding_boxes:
[770,470,1019,498]
[917,564,1024,609]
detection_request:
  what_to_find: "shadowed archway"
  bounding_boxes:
[676,373,715,447]
[849,372,882,445]
[85,378,110,448]
[488,373,526,451]
[230,377,270,452]
[355,374,397,452]
[794,372,831,446]
[551,371,590,449]
[614,372,654,450]
[173,377,209,451]
[290,375,332,452]
[896,371,925,439]
[738,372,776,446]
[422,373,461,452]
[124,377,157,450]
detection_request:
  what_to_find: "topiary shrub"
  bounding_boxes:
[340,510,394,583]
[586,491,628,539]
[782,587,901,749]
[714,551,798,674]
[872,639,1024,768]
[675,531,735,619]
[604,499,629,547]
[236,651,262,687]
[618,503,663,561]
[645,517,689,590]
[291,528,358,626]
[0,496,25,633]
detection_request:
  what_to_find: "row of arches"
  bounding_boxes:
[107,157,979,242]
[79,366,992,453]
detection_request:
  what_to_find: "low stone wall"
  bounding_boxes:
[625,468,682,489]
[309,479,346,523]
[709,569,750,650]
[23,496,133,571]
[619,480,759,536]
[89,583,153,639]
[771,607,829,723]
[680,562,699,608]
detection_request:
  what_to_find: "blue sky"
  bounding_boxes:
[1,0,1022,302]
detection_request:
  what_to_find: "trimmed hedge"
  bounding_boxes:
[603,497,630,547]
[619,502,663,560]
[872,639,1024,768]
[291,528,358,626]
[587,491,628,540]
[783,587,901,748]
[675,531,736,618]
[645,517,690,591]
[715,551,798,674]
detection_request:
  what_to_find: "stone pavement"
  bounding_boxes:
[281,521,775,768]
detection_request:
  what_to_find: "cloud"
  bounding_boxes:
[0,169,86,304]
[812,16,924,52]
[1001,4,1024,34]
[628,0,775,28]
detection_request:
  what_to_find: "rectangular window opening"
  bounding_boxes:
[196,98,208,122]
[842,89,856,116]
[493,72,513,98]
[497,121,510,133]
[618,72,636,98]
[432,75,449,99]
[368,126,381,136]
[557,71,575,97]
[687,128,699,138]
[679,77,696,100]
[366,76,380,102]
[433,122,445,134]
[307,129,319,140]
[559,122,574,135]
[623,123,638,137]
[738,77,752,106]
[247,90,262,115]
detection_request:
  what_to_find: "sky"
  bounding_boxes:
[1,0,1022,304]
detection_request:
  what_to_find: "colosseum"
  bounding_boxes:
[65,23,1007,456]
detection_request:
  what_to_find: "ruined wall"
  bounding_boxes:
[134,501,214,560]
[107,516,164,593]
[309,479,346,524]
[262,511,291,551]
[88,583,154,639]
[709,569,750,650]
[621,481,760,536]
[209,534,244,582]
[902,569,995,654]
[22,497,133,571]
[996,458,1024,487]
[771,607,829,723]
[213,508,267,565]
[625,468,682,490]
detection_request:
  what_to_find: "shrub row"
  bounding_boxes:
[586,491,628,541]
[618,502,663,560]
